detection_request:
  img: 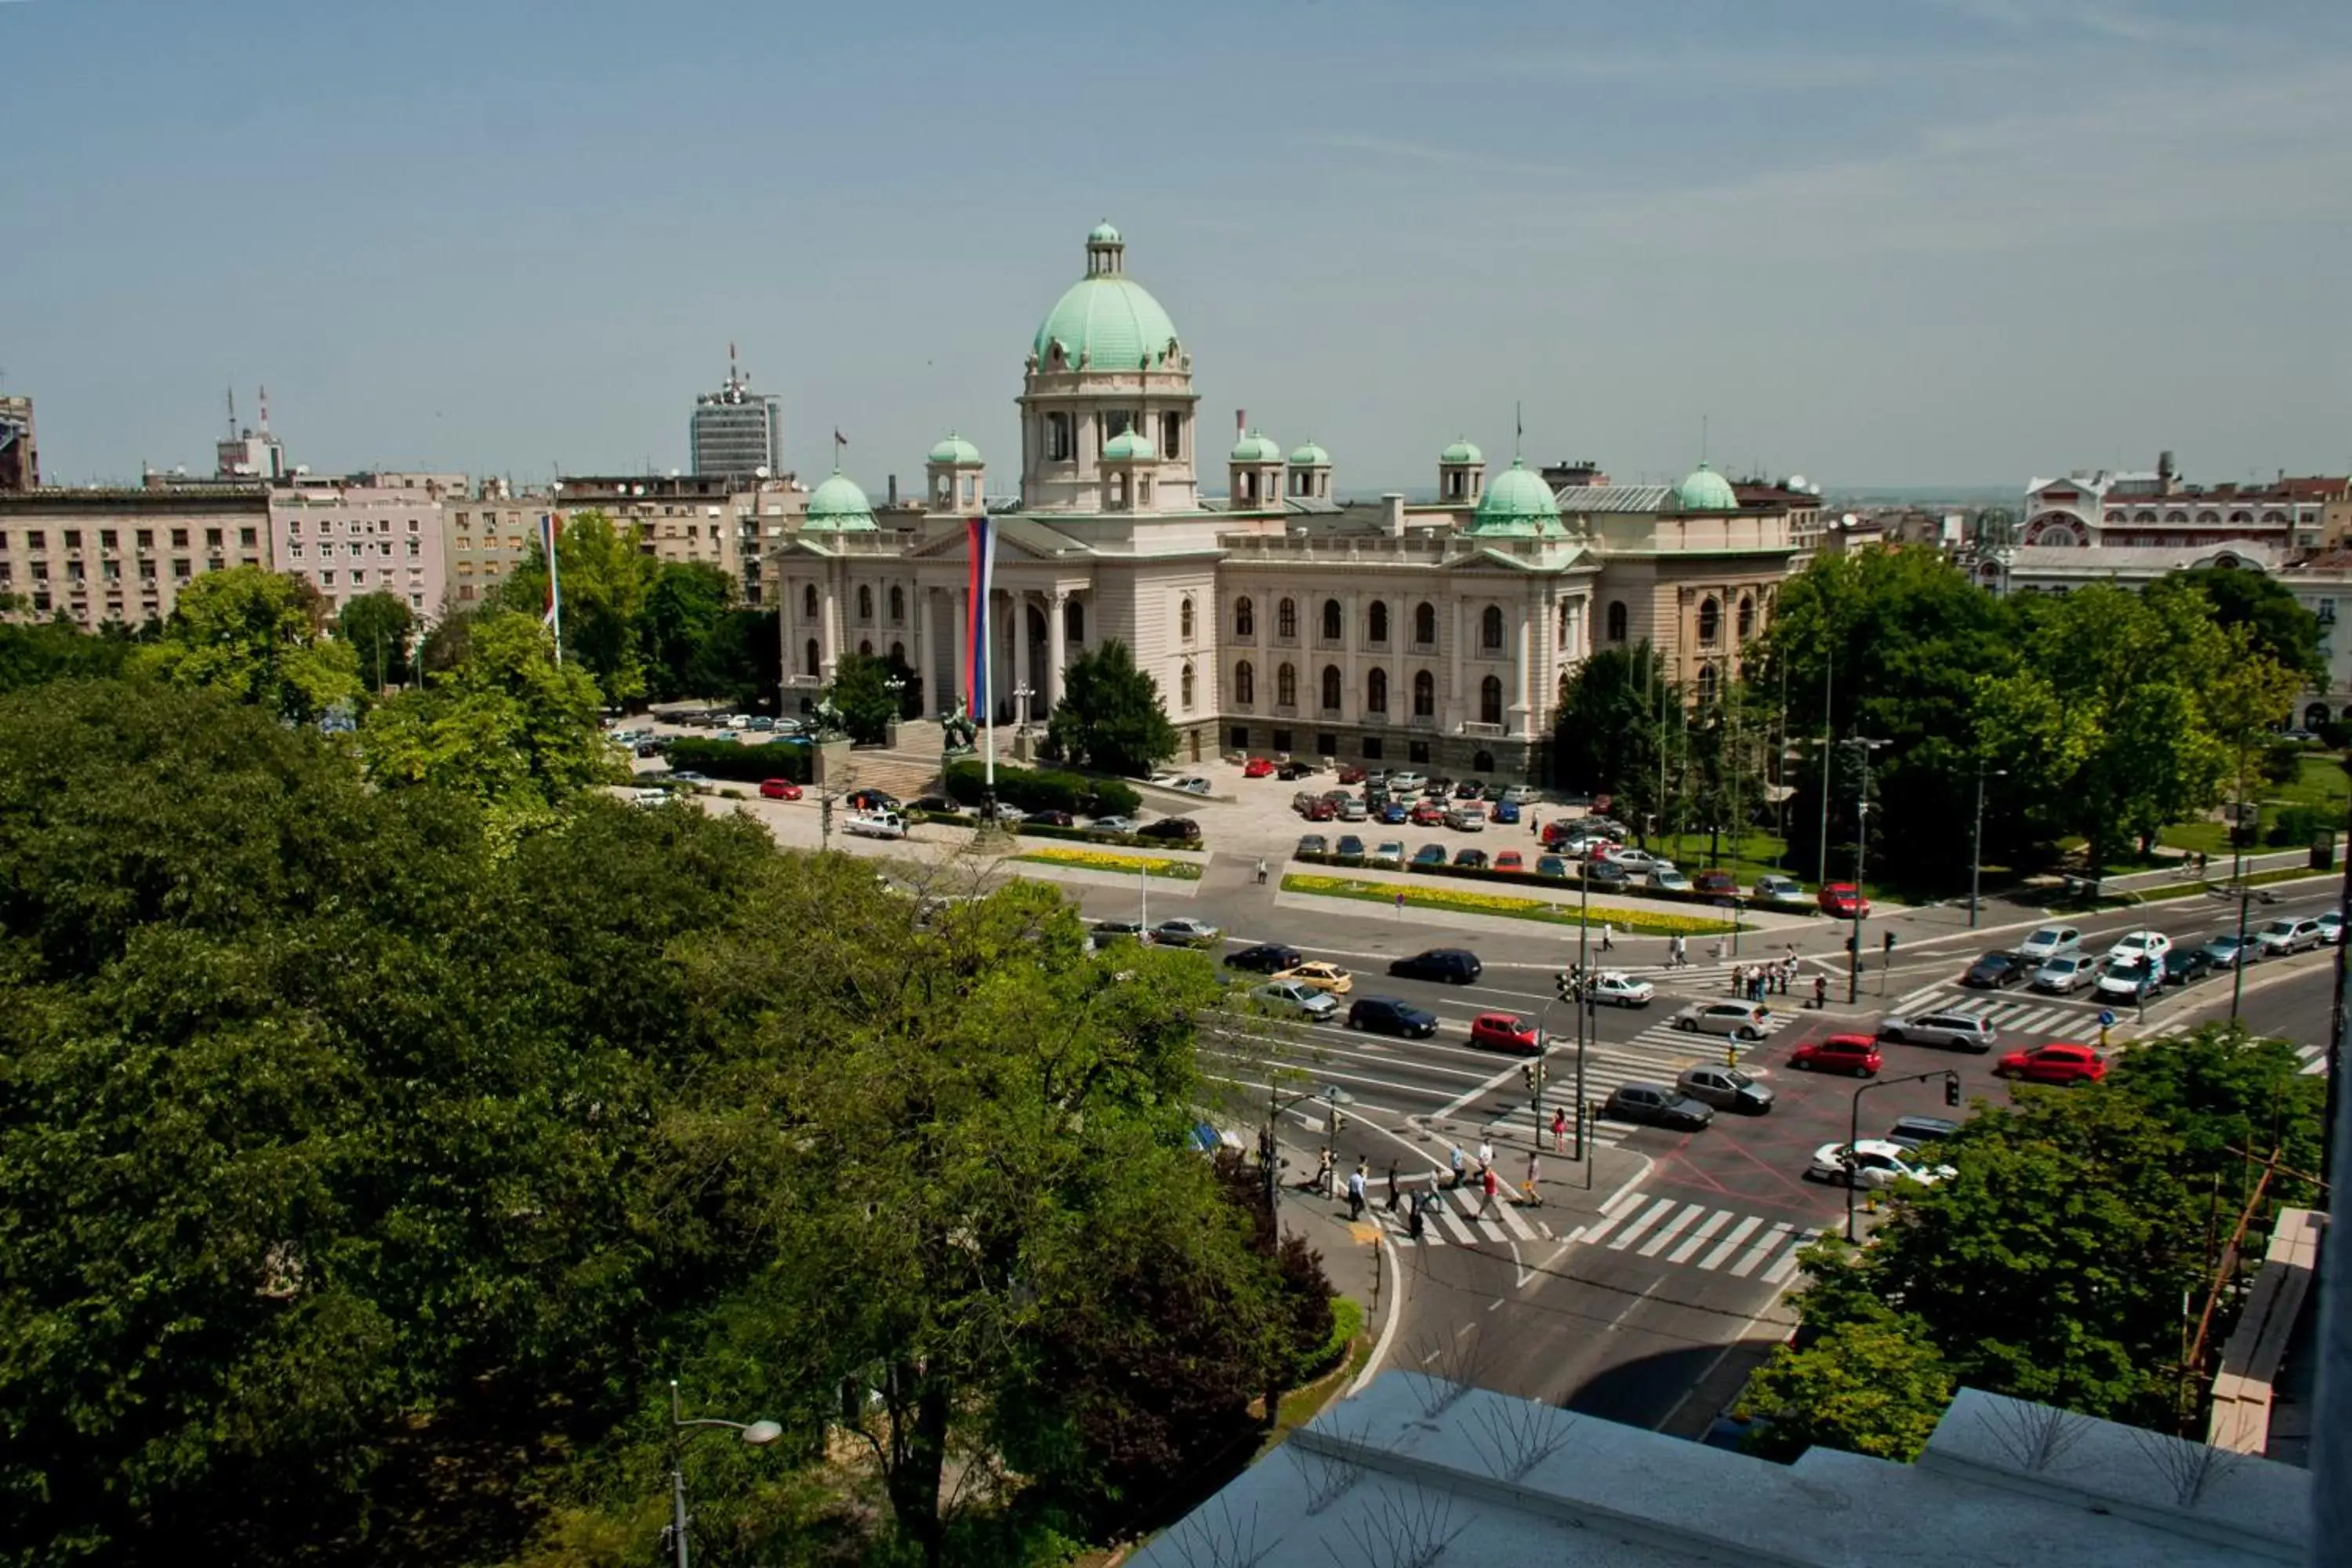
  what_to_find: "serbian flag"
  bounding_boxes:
[540,511,564,633]
[965,514,996,714]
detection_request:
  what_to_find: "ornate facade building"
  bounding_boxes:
[771,224,1809,780]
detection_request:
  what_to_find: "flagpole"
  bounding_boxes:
[544,510,564,666]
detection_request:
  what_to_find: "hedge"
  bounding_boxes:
[1282,873,1741,936]
[1298,1296,1364,1381]
[663,735,814,785]
[945,759,1142,818]
[1292,850,1766,913]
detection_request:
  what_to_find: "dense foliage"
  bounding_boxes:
[132,564,364,725]
[334,590,416,691]
[826,649,917,746]
[1044,640,1178,779]
[945,760,1142,818]
[661,733,815,785]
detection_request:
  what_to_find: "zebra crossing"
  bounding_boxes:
[1570,1186,1825,1281]
[1882,982,2105,1039]
[1615,1003,1802,1066]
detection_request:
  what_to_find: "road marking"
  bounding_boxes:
[1696,1214,1764,1272]
[1763,1229,1825,1284]
[1888,984,1943,1013]
[1604,1279,1663,1332]
[1666,1209,1733,1265]
[1496,1200,1538,1240]
[1439,1206,1479,1244]
[1636,1203,1708,1258]
[1607,1198,1680,1252]
[1727,1221,1795,1278]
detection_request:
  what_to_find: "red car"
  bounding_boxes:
[1305,798,1338,822]
[1819,882,1871,919]
[1410,800,1447,826]
[1338,764,1368,785]
[759,778,803,800]
[1995,1042,2107,1086]
[1243,757,1276,779]
[1493,851,1526,873]
[1791,1034,1882,1076]
[1469,1011,1542,1054]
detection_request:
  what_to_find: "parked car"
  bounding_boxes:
[1584,860,1632,887]
[1295,834,1330,858]
[1536,854,1570,880]
[1962,951,2030,989]
[1410,843,1448,866]
[1226,942,1303,975]
[1303,797,1338,822]
[1250,980,1339,1022]
[1591,972,1656,1007]
[1334,834,1367,862]
[1025,808,1076,827]
[2201,932,2257,969]
[1370,840,1407,869]
[1808,1139,1953,1189]
[1453,848,1490,869]
[845,789,899,812]
[758,778,803,800]
[1149,917,1221,948]
[1137,817,1202,843]
[1648,866,1693,893]
[1273,960,1354,995]
[1425,775,1456,797]
[1877,1011,1997,1053]
[1672,1002,1773,1040]
[1995,1041,2107,1086]
[1677,1064,1775,1115]
[1604,1083,1715,1132]
[2322,911,2346,946]
[1443,808,1486,833]
[1336,797,1369,822]
[1791,1034,1882,1076]
[1753,873,1809,906]
[1818,882,1870,919]
[2017,925,2084,962]
[1454,779,1487,800]
[1088,919,1147,949]
[1490,800,1523,825]
[749,716,775,731]
[1468,1011,1542,1054]
[1243,757,1277,779]
[2093,958,2161,1004]
[2256,916,2326,956]
[2104,929,2174,966]
[1338,764,1368,785]
[1347,996,1439,1038]
[1387,771,1427,792]
[1410,799,1448,826]
[1377,800,1411,825]
[1277,760,1319,781]
[668,771,710,784]
[1388,948,1483,983]
[630,786,671,808]
[1501,784,1541,805]
[1693,870,1739,896]
[1603,847,1662,872]
[908,794,961,815]
[2161,946,2217,986]
[1885,1115,1964,1152]
[1089,815,1140,835]
[1493,850,1526,873]
[2030,954,2098,994]
[1174,776,1213,796]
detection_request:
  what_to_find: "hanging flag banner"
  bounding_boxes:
[964,514,996,717]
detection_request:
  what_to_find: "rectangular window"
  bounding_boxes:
[100,529,118,549]
[321,571,336,586]
[136,529,153,549]
[1162,412,1184,459]
[67,561,84,583]
[1229,725,1250,750]
[407,518,419,534]
[31,562,47,582]
[205,528,222,548]
[138,560,156,581]
[506,535,521,549]
[170,528,188,549]
[1409,740,1431,763]
[240,528,257,548]
[1361,737,1383,760]
[456,535,472,551]
[172,559,191,579]
[0,562,10,583]
[26,531,44,550]
[407,540,419,557]
[102,560,120,582]
[1271,728,1293,753]
[289,543,303,560]
[459,584,477,601]
[63,530,82,550]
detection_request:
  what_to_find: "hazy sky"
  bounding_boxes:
[5,0,2348,492]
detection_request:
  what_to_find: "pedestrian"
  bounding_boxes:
[1813,974,1828,1010]
[1476,1137,1494,1177]
[1347,1162,1367,1221]
[1551,1105,1568,1155]
[1713,938,1726,965]
[1601,922,1615,953]
[1394,889,1406,916]
[1255,856,1268,884]
[1386,1160,1401,1212]
[1479,1161,1501,1219]
[1316,1145,1334,1197]
[1450,1142,1468,1190]
[1670,935,1686,968]
[1521,1150,1543,1207]
[1408,1189,1428,1240]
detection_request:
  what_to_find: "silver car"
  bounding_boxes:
[1671,1002,1773,1041]
[1876,1011,1997,1054]
[1251,979,1339,1022]
[2017,926,2084,963]
[2031,953,2096,994]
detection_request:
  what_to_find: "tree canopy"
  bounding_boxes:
[334,590,416,691]
[131,564,363,724]
[1045,639,1179,779]
[825,648,912,746]
[496,511,656,704]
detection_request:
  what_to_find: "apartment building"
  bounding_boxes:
[444,481,540,608]
[268,474,451,617]
[0,485,270,625]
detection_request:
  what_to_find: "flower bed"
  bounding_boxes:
[1281,873,1740,935]
[1013,847,1203,881]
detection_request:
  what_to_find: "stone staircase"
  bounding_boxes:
[829,750,942,802]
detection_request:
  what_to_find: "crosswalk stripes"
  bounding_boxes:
[1882,982,2104,1040]
[1373,1183,1544,1248]
[2296,1043,2328,1077]
[1548,1185,1825,1279]
[1614,1006,1800,1067]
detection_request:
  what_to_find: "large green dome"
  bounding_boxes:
[1675,462,1740,512]
[1465,459,1564,538]
[804,469,877,532]
[1033,227,1181,372]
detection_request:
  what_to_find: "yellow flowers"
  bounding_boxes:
[1013,848,1204,881]
[1281,873,1738,935]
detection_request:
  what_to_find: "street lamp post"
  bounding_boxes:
[1843,738,1889,1004]
[1844,1070,1961,1243]
[1969,760,2006,930]
[666,1380,783,1568]
[1012,682,1035,731]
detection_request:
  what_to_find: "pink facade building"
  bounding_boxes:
[268,474,452,619]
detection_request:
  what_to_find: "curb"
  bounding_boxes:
[1347,1228,1408,1399]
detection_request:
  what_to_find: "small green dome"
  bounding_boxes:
[927,432,982,466]
[1441,437,1484,466]
[1288,441,1330,468]
[1465,459,1564,537]
[1675,462,1740,512]
[804,469,877,532]
[1087,220,1122,245]
[1102,429,1154,462]
[1229,429,1283,463]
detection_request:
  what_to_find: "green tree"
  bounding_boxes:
[418,597,478,675]
[825,649,904,746]
[334,590,416,691]
[1046,638,1178,779]
[498,510,656,704]
[1737,1307,1955,1462]
[131,564,362,724]
[639,561,736,702]
[0,609,140,691]
[2169,566,2325,688]
[1552,642,1670,829]
[2107,1022,2328,1201]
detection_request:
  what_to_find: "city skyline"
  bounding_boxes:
[5,0,2348,489]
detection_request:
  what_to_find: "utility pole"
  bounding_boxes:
[1846,738,1888,1004]
[1969,759,2005,930]
[1816,658,1834,889]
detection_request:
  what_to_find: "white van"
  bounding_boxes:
[630,787,670,808]
[844,810,909,840]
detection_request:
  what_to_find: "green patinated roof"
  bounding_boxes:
[1288,441,1330,467]
[1441,437,1484,466]
[1465,459,1566,538]
[1088,220,1122,245]
[1102,430,1154,462]
[1034,227,1180,372]
[1229,429,1283,463]
[928,432,982,465]
[1675,462,1740,512]
[803,469,877,532]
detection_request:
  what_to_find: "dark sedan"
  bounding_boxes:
[1137,817,1202,842]
[1226,942,1303,975]
[1026,808,1076,827]
[2162,946,2217,987]
[1962,951,2030,989]
[1604,1083,1716,1132]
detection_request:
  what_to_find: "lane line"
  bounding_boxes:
[1666,1209,1733,1265]
[1697,1214,1764,1272]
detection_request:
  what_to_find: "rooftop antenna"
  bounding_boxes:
[1700,414,1709,464]
[227,386,238,440]
[258,385,271,436]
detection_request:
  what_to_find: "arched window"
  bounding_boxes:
[889,586,905,622]
[1180,597,1196,640]
[1480,605,1504,652]
[858,638,873,657]
[1234,596,1254,637]
[1321,598,1343,641]
[1321,665,1342,711]
[1366,667,1388,713]
[1277,662,1297,707]
[1414,671,1435,717]
[1369,602,1390,644]
[1277,597,1297,639]
[1414,601,1436,645]
[1697,597,1721,644]
[891,641,905,664]
[858,585,873,621]
[2307,702,2331,730]
[1606,601,1628,641]
[1181,661,1196,710]
[804,638,819,676]
[1236,660,1255,705]
[803,584,819,620]
[1472,749,1496,774]
[1697,664,1719,704]
[1736,595,1755,641]
[1065,599,1085,644]
[1479,674,1504,724]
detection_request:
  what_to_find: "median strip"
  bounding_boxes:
[1010,846,1203,881]
[1279,873,1743,935]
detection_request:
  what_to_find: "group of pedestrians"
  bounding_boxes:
[1322,1137,1552,1239]
[1730,948,1803,1003]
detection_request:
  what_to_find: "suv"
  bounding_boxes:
[1671,1002,1772,1041]
[1876,1011,1997,1054]
[1388,948,1482,983]
[2256,916,2326,956]
[1138,817,1203,843]
[1347,996,1439,1039]
[1886,1114,1963,1152]
[1791,1034,1882,1076]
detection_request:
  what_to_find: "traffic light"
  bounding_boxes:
[1944,1073,1962,1108]
[1555,971,1575,1001]
[1884,931,1897,953]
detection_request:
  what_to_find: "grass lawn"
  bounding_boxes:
[2160,753,2350,861]
[1282,873,1743,935]
[1653,829,1799,887]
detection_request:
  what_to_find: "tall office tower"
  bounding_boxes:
[690,346,781,477]
[0,394,35,492]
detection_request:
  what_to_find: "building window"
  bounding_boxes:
[1361,735,1383,760]
[1472,748,1495,773]
[858,585,873,621]
[1065,600,1085,644]
[100,529,118,550]
[803,584,819,620]
[1234,596,1254,637]
[1230,725,1250,750]
[1316,733,1338,758]
[1045,412,1073,462]
[1606,601,1628,641]
[1366,667,1388,713]
[1236,660,1254,705]
[1276,662,1297,707]
[63,530,82,550]
[1480,605,1504,652]
[1368,601,1389,644]
[1697,664,1719,703]
[889,586,906,623]
[321,571,336,587]
[1180,596,1196,641]
[1697,597,1721,644]
[136,529,152,550]
[170,528,188,549]
[1321,598,1342,642]
[1410,739,1430,763]
[1180,661,1196,710]
[407,540,419,557]
[858,639,873,656]
[804,638,820,676]
[1413,670,1435,717]
[1161,412,1184,459]
[1276,597,1297,639]
[1414,601,1436,645]
[1736,595,1755,641]
[1479,675,1503,724]
[1320,665,1341,712]
[1272,728,1293,752]
[891,641,906,664]
[138,561,155,582]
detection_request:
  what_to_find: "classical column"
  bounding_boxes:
[1047,590,1069,710]
[1449,598,1467,723]
[1512,604,1533,731]
[922,587,942,713]
[953,588,971,713]
[819,572,841,683]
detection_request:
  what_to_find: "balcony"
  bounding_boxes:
[1461,720,1507,739]
[1406,713,1438,730]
